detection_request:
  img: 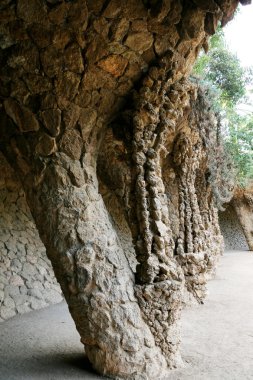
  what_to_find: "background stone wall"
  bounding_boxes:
[0,154,62,322]
[232,189,253,251]
[219,205,249,251]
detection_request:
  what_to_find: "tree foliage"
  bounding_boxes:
[193,27,253,189]
[226,112,253,187]
[207,49,246,105]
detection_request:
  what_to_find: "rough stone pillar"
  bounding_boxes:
[22,153,173,378]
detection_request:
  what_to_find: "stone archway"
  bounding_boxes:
[219,204,249,251]
[232,189,253,251]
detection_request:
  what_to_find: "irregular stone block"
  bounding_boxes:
[64,43,84,74]
[59,129,83,160]
[103,0,122,18]
[35,133,57,157]
[125,32,153,53]
[16,304,31,314]
[4,99,39,132]
[17,0,48,24]
[55,71,81,101]
[97,54,128,77]
[0,305,16,320]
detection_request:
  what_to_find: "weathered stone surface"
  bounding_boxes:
[0,155,62,322]
[103,0,122,18]
[3,296,15,310]
[0,1,247,379]
[48,2,69,25]
[7,40,40,73]
[28,23,53,48]
[232,188,253,251]
[110,18,129,42]
[193,0,221,13]
[0,306,16,320]
[66,0,88,30]
[123,0,147,19]
[17,0,48,24]
[154,27,180,55]
[63,103,80,129]
[97,54,128,77]
[35,133,57,157]
[205,12,219,35]
[40,46,63,77]
[40,109,61,137]
[78,108,97,142]
[219,204,249,250]
[10,275,24,286]
[55,72,81,101]
[181,7,205,40]
[16,304,31,314]
[44,289,63,304]
[59,129,83,160]
[125,32,153,52]
[4,99,39,132]
[64,43,84,73]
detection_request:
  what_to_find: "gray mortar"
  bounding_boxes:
[219,204,249,251]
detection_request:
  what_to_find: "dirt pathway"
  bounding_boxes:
[170,250,253,380]
[1,250,253,380]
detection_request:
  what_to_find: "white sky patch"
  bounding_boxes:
[224,3,253,68]
[224,4,253,111]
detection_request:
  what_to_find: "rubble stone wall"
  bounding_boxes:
[219,205,249,251]
[0,154,62,322]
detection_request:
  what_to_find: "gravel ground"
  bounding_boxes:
[1,250,253,380]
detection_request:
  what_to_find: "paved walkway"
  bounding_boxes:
[1,250,253,380]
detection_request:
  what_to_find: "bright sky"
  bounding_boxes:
[224,3,253,68]
[224,3,253,111]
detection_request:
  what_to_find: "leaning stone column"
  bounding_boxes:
[22,153,170,378]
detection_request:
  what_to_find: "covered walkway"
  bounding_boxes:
[1,250,253,380]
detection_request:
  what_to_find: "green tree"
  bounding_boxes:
[226,113,253,186]
[193,28,253,188]
[207,49,246,105]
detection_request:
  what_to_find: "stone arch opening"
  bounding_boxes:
[219,204,249,251]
